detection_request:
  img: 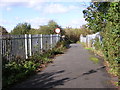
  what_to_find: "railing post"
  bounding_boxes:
[25,34,28,59]
[0,36,2,90]
[29,34,32,57]
[40,34,43,52]
[56,34,59,43]
[50,34,52,49]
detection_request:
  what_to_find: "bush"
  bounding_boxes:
[64,27,92,43]
[3,40,69,88]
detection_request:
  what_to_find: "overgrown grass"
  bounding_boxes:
[2,40,69,89]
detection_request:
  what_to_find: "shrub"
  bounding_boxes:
[2,40,69,88]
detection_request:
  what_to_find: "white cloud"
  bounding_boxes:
[65,18,88,28]
[15,17,21,20]
[44,4,68,13]
[0,0,44,7]
[6,7,12,11]
[0,19,15,32]
[0,0,91,8]
[25,17,50,29]
[0,17,51,32]
[0,19,13,24]
[0,0,89,14]
[44,4,79,14]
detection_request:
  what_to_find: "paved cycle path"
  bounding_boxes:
[13,44,115,88]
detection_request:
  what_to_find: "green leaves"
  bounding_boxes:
[11,22,31,35]
[3,40,68,88]
[83,2,120,77]
[38,20,63,35]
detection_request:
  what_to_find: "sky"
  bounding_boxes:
[0,0,91,32]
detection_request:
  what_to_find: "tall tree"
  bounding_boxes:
[38,20,65,35]
[11,23,31,35]
[83,2,110,32]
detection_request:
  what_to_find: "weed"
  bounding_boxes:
[90,56,99,64]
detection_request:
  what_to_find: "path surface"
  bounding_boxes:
[13,44,115,88]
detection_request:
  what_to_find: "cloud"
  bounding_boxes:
[44,4,79,14]
[0,0,91,8]
[25,17,50,29]
[6,7,12,11]
[0,19,13,25]
[0,0,43,7]
[65,18,88,28]
[44,4,68,13]
[0,0,88,14]
[0,19,15,32]
[0,17,51,32]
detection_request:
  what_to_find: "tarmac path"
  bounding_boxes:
[13,44,115,88]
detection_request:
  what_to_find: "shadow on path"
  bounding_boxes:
[13,65,107,88]
[13,70,70,88]
[82,66,106,76]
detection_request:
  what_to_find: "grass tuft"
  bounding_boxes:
[90,56,99,64]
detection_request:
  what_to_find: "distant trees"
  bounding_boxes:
[38,20,64,35]
[64,25,92,43]
[10,20,65,35]
[0,26,8,35]
[11,23,31,35]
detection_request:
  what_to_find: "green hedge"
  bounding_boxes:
[83,2,120,76]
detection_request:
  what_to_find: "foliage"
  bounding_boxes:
[2,59,40,88]
[11,22,31,35]
[94,37,102,50]
[0,26,8,35]
[38,20,65,35]
[83,2,120,77]
[29,28,41,34]
[83,2,110,32]
[64,25,92,43]
[13,20,65,35]
[2,40,69,88]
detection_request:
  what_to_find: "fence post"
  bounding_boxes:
[25,34,28,59]
[80,34,83,42]
[0,36,2,90]
[50,34,52,49]
[56,34,59,43]
[40,34,43,52]
[0,36,2,59]
[29,34,32,57]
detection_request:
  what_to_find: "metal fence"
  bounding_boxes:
[80,32,102,48]
[0,34,60,61]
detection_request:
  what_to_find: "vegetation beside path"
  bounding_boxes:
[3,40,69,89]
[79,41,119,87]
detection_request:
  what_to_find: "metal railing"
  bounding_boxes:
[0,34,60,61]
